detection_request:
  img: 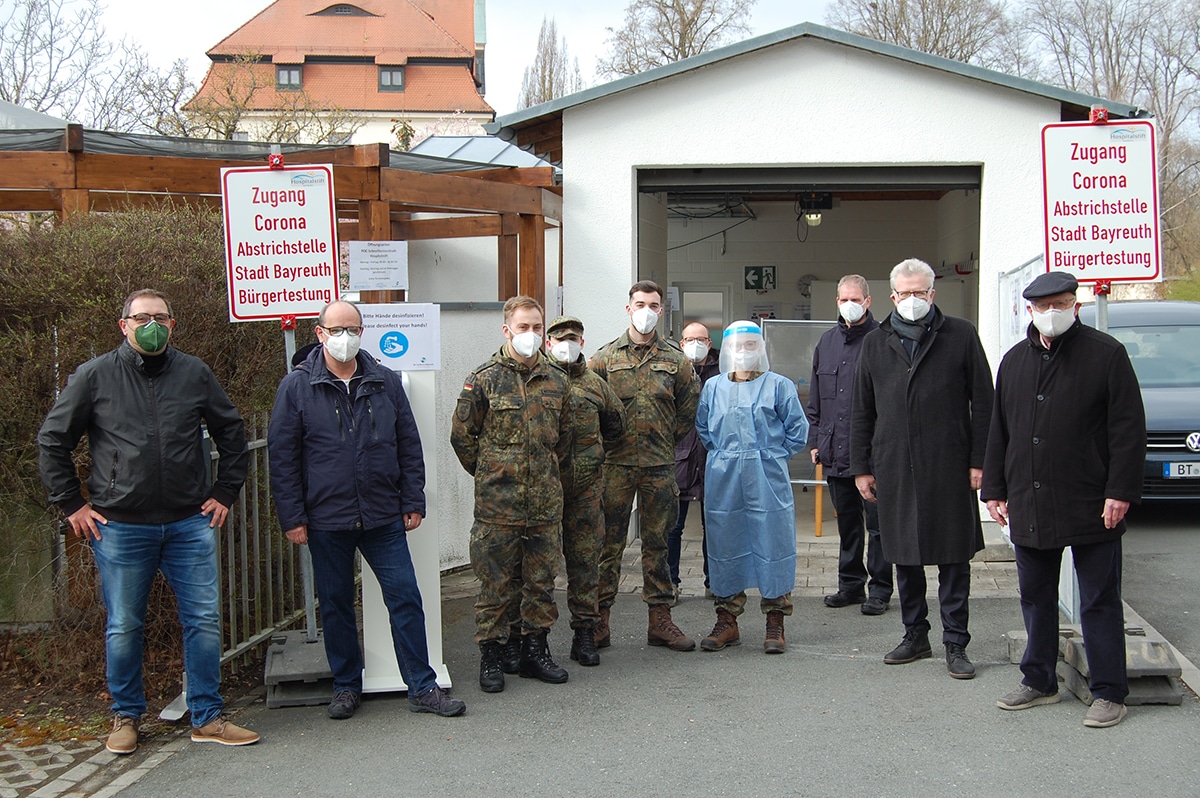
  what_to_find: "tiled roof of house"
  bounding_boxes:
[191,62,492,114]
[208,0,475,60]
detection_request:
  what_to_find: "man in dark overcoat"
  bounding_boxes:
[982,271,1145,728]
[851,258,993,679]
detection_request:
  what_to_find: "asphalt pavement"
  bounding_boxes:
[12,489,1200,798]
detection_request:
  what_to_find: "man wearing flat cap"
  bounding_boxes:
[544,316,626,666]
[982,270,1145,728]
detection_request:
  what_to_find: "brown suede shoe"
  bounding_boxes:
[647,604,696,651]
[764,610,786,654]
[701,608,741,651]
[106,716,138,755]
[191,716,261,746]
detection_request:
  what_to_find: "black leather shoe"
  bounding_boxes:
[479,641,505,693]
[570,625,600,667]
[884,629,932,664]
[860,597,889,616]
[945,642,976,679]
[519,632,569,684]
[500,634,521,675]
[824,590,866,608]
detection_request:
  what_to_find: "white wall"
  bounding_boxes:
[563,36,1059,371]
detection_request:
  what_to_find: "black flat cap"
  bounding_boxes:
[1023,271,1079,299]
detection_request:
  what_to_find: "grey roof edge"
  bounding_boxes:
[485,22,1148,138]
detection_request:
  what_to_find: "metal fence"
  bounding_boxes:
[213,413,307,671]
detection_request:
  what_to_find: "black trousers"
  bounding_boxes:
[894,561,971,647]
[1015,539,1127,703]
[827,476,892,600]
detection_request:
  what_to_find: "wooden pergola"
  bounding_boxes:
[0,125,561,308]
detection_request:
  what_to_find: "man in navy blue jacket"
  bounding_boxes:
[269,300,465,720]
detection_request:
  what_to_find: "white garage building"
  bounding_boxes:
[485,22,1145,368]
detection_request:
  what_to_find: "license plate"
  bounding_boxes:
[1163,462,1200,478]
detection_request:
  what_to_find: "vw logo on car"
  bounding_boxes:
[1188,432,1200,453]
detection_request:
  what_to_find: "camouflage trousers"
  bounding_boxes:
[561,468,604,629]
[599,464,678,608]
[470,520,560,644]
[714,592,794,617]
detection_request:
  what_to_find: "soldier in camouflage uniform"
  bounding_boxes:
[591,281,701,652]
[545,315,626,667]
[450,296,573,692]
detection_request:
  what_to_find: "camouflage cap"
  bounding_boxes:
[547,315,584,336]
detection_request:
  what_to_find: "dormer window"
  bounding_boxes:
[277,66,302,91]
[334,4,352,13]
[379,66,405,92]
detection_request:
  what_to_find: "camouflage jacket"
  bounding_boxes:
[451,345,572,525]
[562,356,626,481]
[590,330,699,468]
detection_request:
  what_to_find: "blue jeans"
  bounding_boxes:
[307,519,437,696]
[91,513,224,727]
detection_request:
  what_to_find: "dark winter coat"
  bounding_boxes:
[674,350,721,499]
[268,346,426,532]
[807,311,879,478]
[38,342,247,524]
[850,308,993,565]
[981,319,1145,549]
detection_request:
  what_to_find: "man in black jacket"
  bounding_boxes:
[983,272,1145,728]
[38,289,258,755]
[808,275,892,616]
[269,300,465,720]
[851,259,993,680]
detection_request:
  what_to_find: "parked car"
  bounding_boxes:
[1079,300,1200,500]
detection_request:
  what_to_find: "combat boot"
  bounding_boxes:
[500,627,521,675]
[701,608,740,651]
[518,631,569,684]
[764,610,786,654]
[570,625,600,666]
[479,641,505,693]
[594,606,611,649]
[647,604,697,651]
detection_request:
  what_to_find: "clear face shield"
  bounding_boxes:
[719,320,769,374]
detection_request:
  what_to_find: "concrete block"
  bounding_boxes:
[1062,635,1182,679]
[264,631,335,709]
[1057,661,1183,706]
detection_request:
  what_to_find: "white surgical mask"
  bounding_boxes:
[510,331,542,359]
[549,339,582,364]
[631,307,659,335]
[323,330,361,363]
[682,340,709,362]
[732,350,760,372]
[896,296,930,323]
[838,301,866,325]
[1031,307,1076,339]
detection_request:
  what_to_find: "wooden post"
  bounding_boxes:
[814,463,823,537]
[518,213,545,308]
[357,199,405,303]
[498,214,518,300]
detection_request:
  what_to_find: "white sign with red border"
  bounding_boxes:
[1041,119,1161,283]
[221,164,340,321]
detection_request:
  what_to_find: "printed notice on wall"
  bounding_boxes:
[221,165,340,321]
[349,241,409,291]
[359,303,440,372]
[1041,120,1161,283]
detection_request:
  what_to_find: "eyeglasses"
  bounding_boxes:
[124,313,172,324]
[681,336,709,344]
[321,326,363,336]
[894,290,931,300]
[1030,298,1076,312]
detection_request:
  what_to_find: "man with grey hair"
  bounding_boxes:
[807,274,892,616]
[851,259,993,679]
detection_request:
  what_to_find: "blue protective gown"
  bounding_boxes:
[696,371,809,599]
